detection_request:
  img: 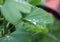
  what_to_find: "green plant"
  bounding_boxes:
[0,0,58,42]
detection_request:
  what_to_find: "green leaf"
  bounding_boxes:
[27,0,41,5]
[6,21,32,42]
[0,18,4,20]
[0,25,3,37]
[39,33,59,42]
[0,23,32,42]
[5,0,32,13]
[11,29,32,42]
[15,21,24,31]
[24,21,42,33]
[0,0,3,5]
[24,7,54,30]
[1,2,22,25]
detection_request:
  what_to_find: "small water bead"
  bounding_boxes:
[28,19,39,25]
[33,22,36,25]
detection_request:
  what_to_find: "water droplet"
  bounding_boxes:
[33,22,36,24]
[27,19,39,25]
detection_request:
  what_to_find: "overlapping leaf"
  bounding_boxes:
[24,7,54,30]
[1,0,31,25]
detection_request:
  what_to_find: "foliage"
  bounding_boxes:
[0,0,60,42]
